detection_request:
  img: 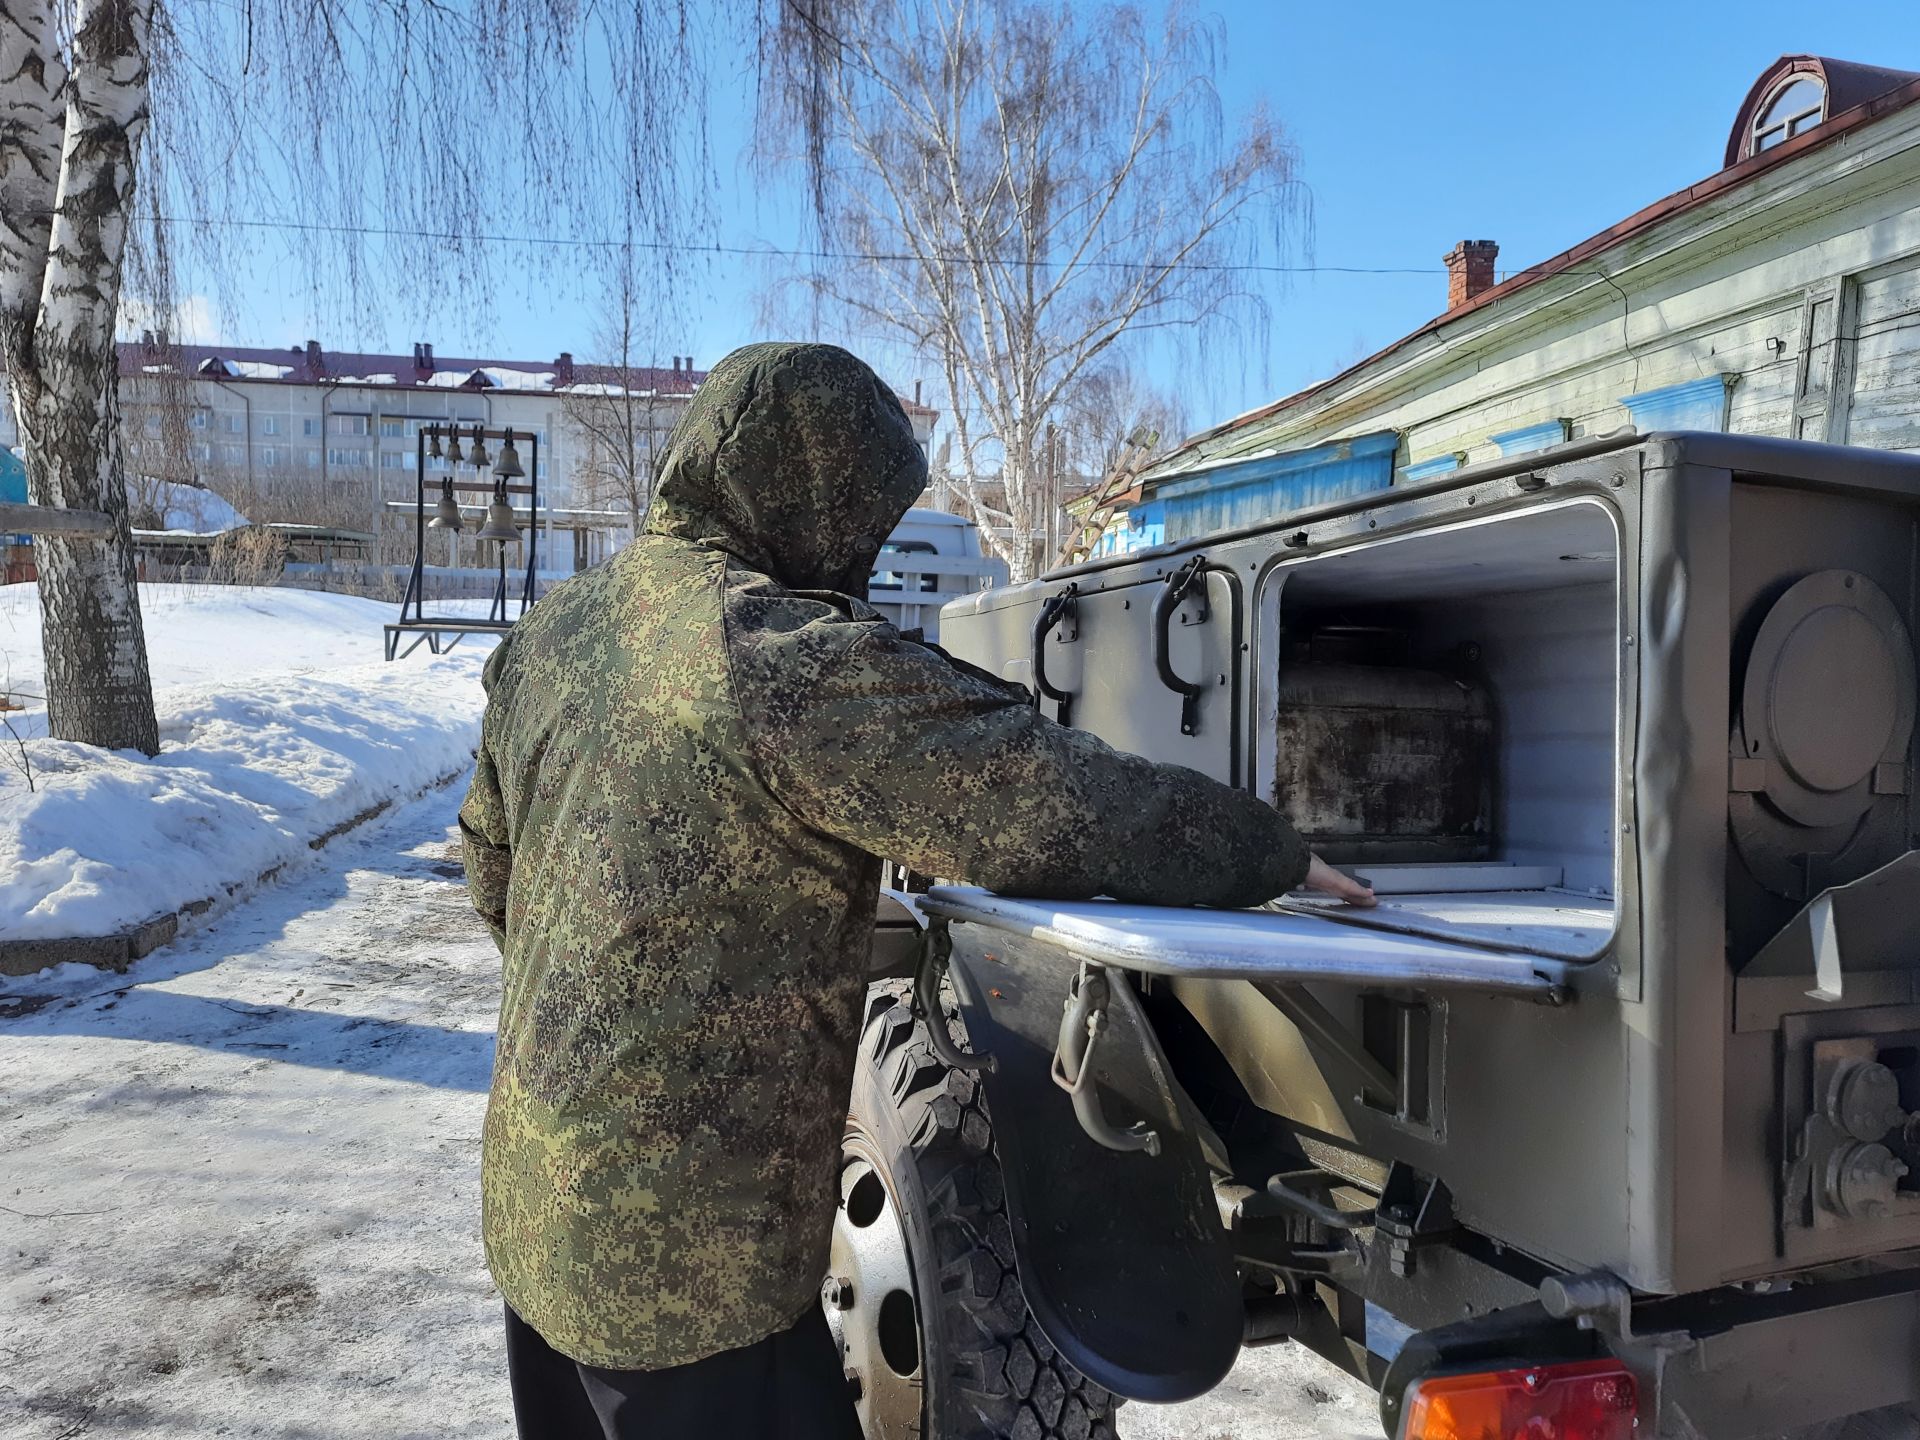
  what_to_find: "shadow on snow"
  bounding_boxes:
[3,986,495,1092]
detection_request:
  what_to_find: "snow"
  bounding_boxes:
[423,367,555,392]
[229,360,294,380]
[192,358,296,381]
[0,793,508,1437]
[557,381,660,398]
[149,478,248,532]
[0,585,492,942]
[1123,1349,1378,1438]
[334,372,399,386]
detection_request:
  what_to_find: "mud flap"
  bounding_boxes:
[944,926,1242,1403]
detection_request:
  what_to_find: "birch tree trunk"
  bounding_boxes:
[1,0,158,754]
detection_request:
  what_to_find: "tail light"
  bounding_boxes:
[1401,1357,1638,1440]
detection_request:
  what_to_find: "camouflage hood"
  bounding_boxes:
[644,342,927,595]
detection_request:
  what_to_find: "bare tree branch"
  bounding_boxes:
[558,234,676,544]
[761,0,1306,582]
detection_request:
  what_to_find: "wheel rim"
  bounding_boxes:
[824,1135,925,1437]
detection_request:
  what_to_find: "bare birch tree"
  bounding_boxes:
[0,0,843,754]
[762,0,1306,583]
[1,0,159,750]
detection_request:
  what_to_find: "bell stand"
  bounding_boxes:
[385,424,542,660]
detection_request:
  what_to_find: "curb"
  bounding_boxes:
[0,763,472,980]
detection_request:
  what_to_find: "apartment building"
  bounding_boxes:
[3,338,940,579]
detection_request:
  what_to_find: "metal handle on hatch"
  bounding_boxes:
[1151,556,1211,737]
[1050,962,1160,1156]
[1030,583,1079,727]
[914,923,992,1073]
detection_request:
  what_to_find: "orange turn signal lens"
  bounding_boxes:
[1401,1358,1639,1440]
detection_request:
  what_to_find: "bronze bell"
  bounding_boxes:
[469,426,491,471]
[427,478,462,532]
[444,428,465,465]
[475,497,520,545]
[428,428,443,460]
[493,430,525,480]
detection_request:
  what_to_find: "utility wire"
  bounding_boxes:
[144,212,1450,277]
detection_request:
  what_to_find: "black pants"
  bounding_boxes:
[505,1304,864,1440]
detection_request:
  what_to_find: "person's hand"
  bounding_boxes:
[1304,854,1377,907]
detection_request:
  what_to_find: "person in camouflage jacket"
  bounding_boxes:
[460,341,1369,1438]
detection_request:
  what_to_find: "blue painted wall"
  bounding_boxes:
[1148,430,1399,543]
[1400,452,1464,483]
[1490,420,1571,457]
[1091,500,1166,558]
[1,448,27,547]
[1620,374,1731,432]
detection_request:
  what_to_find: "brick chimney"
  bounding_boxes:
[412,341,436,380]
[554,351,575,387]
[304,338,324,375]
[1443,240,1499,310]
[670,356,681,375]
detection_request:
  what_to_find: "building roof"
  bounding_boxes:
[111,338,942,418]
[1154,55,1920,475]
[122,340,708,397]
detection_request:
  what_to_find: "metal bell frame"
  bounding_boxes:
[391,419,543,655]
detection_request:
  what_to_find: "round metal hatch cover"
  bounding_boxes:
[1741,569,1915,829]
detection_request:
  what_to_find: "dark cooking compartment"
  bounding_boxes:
[1272,627,1494,865]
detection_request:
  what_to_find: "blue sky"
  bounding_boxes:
[205,0,1916,440]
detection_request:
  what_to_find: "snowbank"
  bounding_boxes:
[0,584,460,707]
[0,585,493,940]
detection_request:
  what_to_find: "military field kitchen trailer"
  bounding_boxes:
[829,432,1920,1440]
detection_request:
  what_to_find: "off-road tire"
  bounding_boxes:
[845,981,1122,1440]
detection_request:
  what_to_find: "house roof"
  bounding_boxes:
[1724,55,1920,167]
[1154,55,1920,476]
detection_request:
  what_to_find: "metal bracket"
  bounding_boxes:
[1373,1165,1455,1278]
[1256,982,1399,1109]
[1264,1169,1376,1231]
[913,923,993,1073]
[1050,962,1160,1155]
[1152,556,1212,737]
[1539,1269,1637,1341]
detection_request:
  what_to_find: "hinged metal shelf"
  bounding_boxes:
[917,886,1572,1000]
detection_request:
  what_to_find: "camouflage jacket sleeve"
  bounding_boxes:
[734,611,1310,908]
[458,649,514,951]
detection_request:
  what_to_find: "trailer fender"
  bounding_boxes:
[941,924,1243,1403]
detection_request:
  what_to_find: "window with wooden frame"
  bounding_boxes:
[1751,76,1826,157]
